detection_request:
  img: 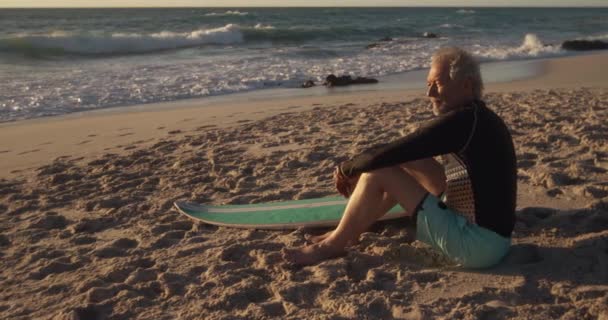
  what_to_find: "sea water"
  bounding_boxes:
[0,7,607,121]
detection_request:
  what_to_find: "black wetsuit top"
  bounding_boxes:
[340,100,517,238]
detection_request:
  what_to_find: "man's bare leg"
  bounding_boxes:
[306,192,398,244]
[282,166,428,266]
[401,158,446,196]
[306,158,446,244]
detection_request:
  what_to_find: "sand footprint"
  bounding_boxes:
[103,265,138,283]
[175,244,210,258]
[272,281,323,307]
[92,238,139,259]
[150,231,186,249]
[219,243,255,264]
[158,272,188,296]
[71,235,97,245]
[29,257,82,280]
[27,212,69,230]
[75,212,112,227]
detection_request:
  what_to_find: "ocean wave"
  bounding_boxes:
[0,24,244,56]
[582,33,608,41]
[0,32,577,122]
[439,23,464,29]
[204,10,249,17]
[0,23,395,58]
[254,23,275,30]
[473,33,562,61]
[1,21,471,59]
[456,9,476,14]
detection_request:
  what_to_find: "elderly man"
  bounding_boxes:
[283,47,517,268]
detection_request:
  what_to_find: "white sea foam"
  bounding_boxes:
[254,23,275,30]
[0,43,433,121]
[204,10,249,17]
[0,34,570,122]
[582,33,608,41]
[456,9,476,14]
[439,24,463,29]
[473,34,562,61]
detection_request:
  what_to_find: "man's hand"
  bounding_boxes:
[334,167,360,198]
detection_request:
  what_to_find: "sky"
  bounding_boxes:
[1,0,607,8]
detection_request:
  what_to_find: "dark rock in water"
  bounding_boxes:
[422,32,438,38]
[366,37,393,49]
[301,80,315,88]
[562,40,608,51]
[353,77,379,85]
[323,74,378,87]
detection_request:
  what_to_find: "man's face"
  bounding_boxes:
[426,62,469,115]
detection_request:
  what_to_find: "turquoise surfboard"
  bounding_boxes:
[174,197,407,229]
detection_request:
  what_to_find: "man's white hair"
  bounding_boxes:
[431,47,483,99]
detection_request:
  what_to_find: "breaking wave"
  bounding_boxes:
[473,33,563,61]
[456,9,476,14]
[0,25,244,56]
[204,10,249,17]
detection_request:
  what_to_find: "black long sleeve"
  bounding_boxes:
[339,101,517,238]
[340,107,475,177]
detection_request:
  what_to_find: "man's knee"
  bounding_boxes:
[360,166,411,185]
[401,158,446,194]
[402,158,444,176]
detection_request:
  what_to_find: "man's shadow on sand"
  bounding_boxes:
[463,206,608,286]
[368,206,608,286]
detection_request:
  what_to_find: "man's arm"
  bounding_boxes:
[340,108,475,177]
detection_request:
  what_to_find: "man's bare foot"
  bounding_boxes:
[305,230,334,244]
[282,240,346,266]
[305,230,361,245]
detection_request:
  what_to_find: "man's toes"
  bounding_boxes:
[305,231,333,244]
[305,234,323,244]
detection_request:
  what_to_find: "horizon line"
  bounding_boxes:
[1,6,608,9]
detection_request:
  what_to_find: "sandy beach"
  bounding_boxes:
[1,52,607,319]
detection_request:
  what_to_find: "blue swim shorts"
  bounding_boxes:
[415,193,511,268]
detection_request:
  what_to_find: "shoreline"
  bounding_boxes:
[1,51,607,180]
[2,50,604,126]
